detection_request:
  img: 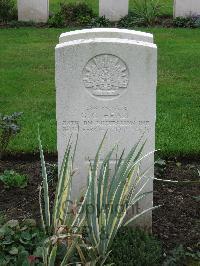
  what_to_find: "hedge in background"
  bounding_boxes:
[0,0,17,22]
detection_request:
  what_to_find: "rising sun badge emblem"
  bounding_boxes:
[83,54,129,99]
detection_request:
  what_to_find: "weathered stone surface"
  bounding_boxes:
[59,28,153,44]
[174,0,200,18]
[99,0,129,21]
[56,29,157,229]
[17,0,49,23]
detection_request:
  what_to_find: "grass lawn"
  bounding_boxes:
[0,27,200,157]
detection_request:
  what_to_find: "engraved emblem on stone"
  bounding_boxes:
[83,54,129,99]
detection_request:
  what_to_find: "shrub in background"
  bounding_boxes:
[0,0,17,23]
[118,12,146,28]
[88,16,112,28]
[0,112,23,159]
[48,9,65,27]
[49,2,95,27]
[173,16,200,28]
[193,17,200,28]
[48,2,112,28]
[49,0,161,28]
[158,16,174,28]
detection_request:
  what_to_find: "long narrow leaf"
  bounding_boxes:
[48,244,58,266]
[60,238,80,266]
[97,148,115,218]
[39,185,46,234]
[87,133,107,248]
[124,205,161,226]
[38,130,51,230]
[53,144,72,229]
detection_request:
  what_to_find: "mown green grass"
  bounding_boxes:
[0,27,200,157]
[151,28,200,157]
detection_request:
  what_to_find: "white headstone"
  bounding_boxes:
[17,0,49,23]
[99,0,129,21]
[56,29,157,230]
[174,0,200,18]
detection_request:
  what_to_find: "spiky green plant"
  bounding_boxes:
[80,134,159,265]
[38,132,89,265]
[39,131,159,265]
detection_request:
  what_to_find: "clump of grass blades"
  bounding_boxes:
[38,131,90,265]
[39,132,159,265]
[78,134,159,265]
[132,0,161,26]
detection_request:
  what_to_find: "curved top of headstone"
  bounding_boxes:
[59,28,154,44]
[56,37,156,51]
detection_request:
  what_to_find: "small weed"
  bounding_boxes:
[0,218,44,265]
[0,112,23,159]
[0,170,28,188]
[155,159,167,177]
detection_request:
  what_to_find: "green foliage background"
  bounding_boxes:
[1,27,200,156]
[12,0,173,16]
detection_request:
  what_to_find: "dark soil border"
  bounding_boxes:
[2,151,200,163]
[0,156,199,252]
